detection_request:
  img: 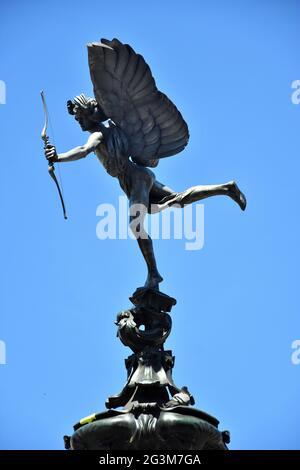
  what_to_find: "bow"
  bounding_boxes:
[40,90,67,220]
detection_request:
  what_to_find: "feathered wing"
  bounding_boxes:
[87,38,189,167]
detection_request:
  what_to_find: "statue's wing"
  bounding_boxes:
[87,38,189,166]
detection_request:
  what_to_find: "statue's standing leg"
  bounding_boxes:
[128,167,163,290]
[149,180,246,213]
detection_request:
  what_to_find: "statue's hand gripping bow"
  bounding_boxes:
[40,90,67,220]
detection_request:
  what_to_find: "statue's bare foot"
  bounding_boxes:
[144,271,164,290]
[227,181,247,211]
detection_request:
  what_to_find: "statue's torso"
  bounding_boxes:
[95,142,119,178]
[94,136,155,200]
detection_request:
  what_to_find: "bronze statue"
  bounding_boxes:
[45,38,246,290]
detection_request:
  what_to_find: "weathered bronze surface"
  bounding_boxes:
[43,38,246,450]
[45,38,246,290]
[68,288,229,450]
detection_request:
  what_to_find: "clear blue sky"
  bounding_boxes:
[1,0,299,450]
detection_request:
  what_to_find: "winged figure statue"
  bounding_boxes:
[45,38,246,290]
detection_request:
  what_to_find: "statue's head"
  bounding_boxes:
[67,94,108,131]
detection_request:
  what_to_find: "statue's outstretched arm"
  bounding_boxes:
[45,131,103,163]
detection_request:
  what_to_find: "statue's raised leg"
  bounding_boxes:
[150,180,246,213]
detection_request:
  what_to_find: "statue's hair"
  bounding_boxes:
[67,94,96,115]
[73,94,96,109]
[67,93,108,121]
